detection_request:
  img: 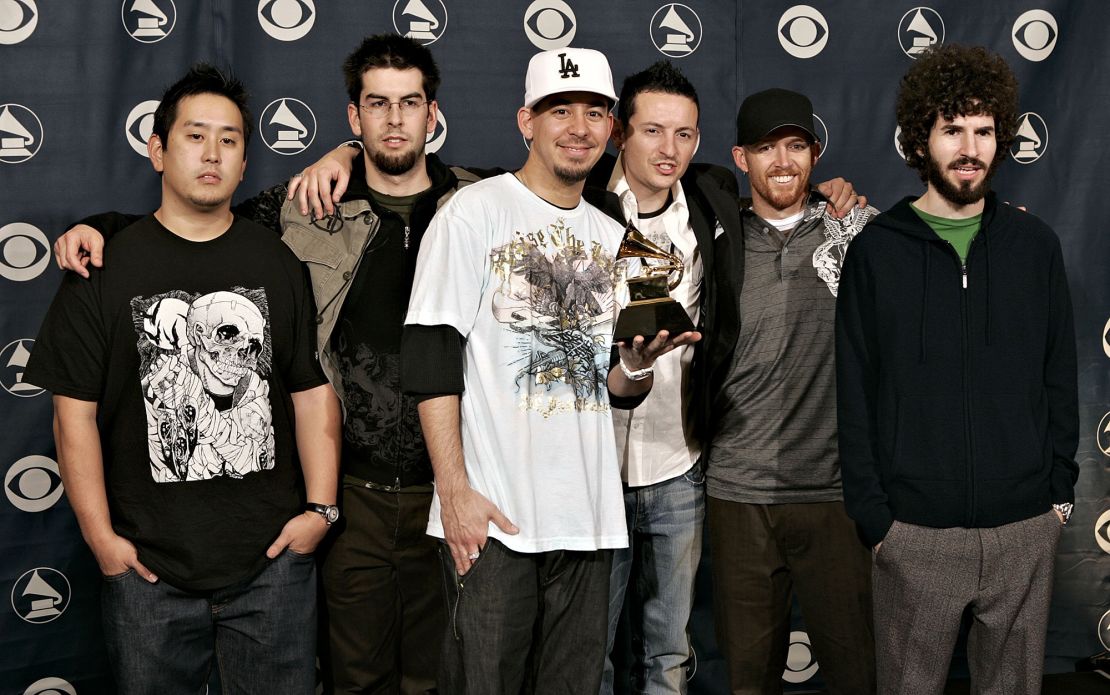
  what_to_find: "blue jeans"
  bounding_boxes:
[101,549,317,695]
[602,465,705,694]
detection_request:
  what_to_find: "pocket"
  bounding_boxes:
[102,568,136,582]
[971,394,1044,480]
[455,539,492,582]
[683,464,706,486]
[891,394,966,481]
[873,521,902,560]
[285,548,315,560]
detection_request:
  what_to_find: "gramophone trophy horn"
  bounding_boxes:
[613,222,695,344]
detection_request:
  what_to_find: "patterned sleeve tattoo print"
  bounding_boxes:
[131,287,276,483]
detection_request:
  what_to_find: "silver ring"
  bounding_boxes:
[467,551,480,560]
[291,172,304,178]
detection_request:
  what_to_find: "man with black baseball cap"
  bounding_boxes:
[401,47,697,694]
[701,87,879,694]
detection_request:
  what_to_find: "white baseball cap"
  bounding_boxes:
[523,48,618,109]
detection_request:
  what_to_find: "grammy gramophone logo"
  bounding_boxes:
[0,104,43,164]
[651,4,702,57]
[393,0,447,45]
[898,7,945,59]
[260,98,316,155]
[121,0,176,43]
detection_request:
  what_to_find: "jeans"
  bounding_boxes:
[601,465,705,695]
[437,538,611,695]
[101,549,317,695]
[319,479,441,694]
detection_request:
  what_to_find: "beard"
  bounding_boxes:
[553,162,591,185]
[367,142,422,176]
[926,154,997,206]
[749,168,810,212]
[188,190,230,209]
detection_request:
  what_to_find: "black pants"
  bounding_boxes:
[437,539,611,695]
[319,479,441,694]
[707,498,876,695]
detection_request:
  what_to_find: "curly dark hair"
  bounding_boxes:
[896,44,1019,179]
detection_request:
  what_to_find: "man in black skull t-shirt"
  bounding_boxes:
[25,65,340,694]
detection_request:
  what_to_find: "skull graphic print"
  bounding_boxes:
[132,287,275,482]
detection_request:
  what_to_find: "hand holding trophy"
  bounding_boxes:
[612,221,697,344]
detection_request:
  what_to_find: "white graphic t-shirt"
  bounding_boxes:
[406,173,628,552]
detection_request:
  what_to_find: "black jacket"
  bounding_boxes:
[835,194,1079,547]
[584,152,737,439]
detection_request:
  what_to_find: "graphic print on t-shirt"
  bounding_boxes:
[131,287,275,482]
[489,218,617,415]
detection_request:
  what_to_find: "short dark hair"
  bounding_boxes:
[617,60,699,128]
[343,33,441,104]
[152,63,252,148]
[896,44,1019,180]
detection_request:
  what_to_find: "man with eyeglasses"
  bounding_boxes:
[52,33,479,695]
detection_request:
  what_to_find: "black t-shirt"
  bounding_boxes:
[26,215,326,591]
[330,190,430,486]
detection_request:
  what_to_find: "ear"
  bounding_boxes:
[239,154,247,182]
[692,129,701,157]
[812,141,822,165]
[148,134,165,173]
[611,119,625,149]
[347,102,362,139]
[517,106,534,142]
[732,145,749,174]
[426,100,438,136]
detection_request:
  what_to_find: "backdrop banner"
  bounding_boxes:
[2,2,1107,693]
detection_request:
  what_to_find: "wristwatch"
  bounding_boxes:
[305,502,340,526]
[1052,502,1073,525]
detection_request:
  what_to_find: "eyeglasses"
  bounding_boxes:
[358,98,428,118]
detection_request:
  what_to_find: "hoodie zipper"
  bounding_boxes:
[946,240,977,526]
[404,225,410,250]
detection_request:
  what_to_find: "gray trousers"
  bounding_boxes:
[872,510,1062,695]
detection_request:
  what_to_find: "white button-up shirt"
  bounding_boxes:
[608,156,703,487]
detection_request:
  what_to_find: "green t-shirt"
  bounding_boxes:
[371,189,421,227]
[911,204,981,263]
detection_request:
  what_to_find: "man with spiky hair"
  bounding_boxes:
[836,44,1078,695]
[27,64,340,694]
[50,34,483,693]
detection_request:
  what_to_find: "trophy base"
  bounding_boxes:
[613,298,695,344]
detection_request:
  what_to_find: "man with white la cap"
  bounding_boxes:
[400,47,699,693]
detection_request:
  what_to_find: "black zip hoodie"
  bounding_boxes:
[835,193,1078,547]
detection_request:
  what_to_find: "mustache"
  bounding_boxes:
[949,156,987,170]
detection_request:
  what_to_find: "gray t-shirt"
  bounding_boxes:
[706,198,876,503]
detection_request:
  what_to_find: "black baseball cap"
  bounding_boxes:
[735,88,818,146]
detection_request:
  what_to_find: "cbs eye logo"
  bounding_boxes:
[0,222,50,282]
[524,0,576,50]
[6,455,64,513]
[258,0,315,41]
[782,630,819,683]
[21,677,76,695]
[0,0,38,44]
[1095,509,1110,555]
[426,108,447,154]
[1012,10,1057,62]
[778,5,828,59]
[125,100,161,157]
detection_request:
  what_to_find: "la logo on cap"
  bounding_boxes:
[558,52,579,78]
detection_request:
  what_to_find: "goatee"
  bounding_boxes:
[370,148,420,177]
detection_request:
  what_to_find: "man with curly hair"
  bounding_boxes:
[835,44,1078,694]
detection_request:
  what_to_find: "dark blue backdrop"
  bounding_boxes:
[2,2,1107,693]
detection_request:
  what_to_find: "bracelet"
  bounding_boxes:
[619,359,653,381]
